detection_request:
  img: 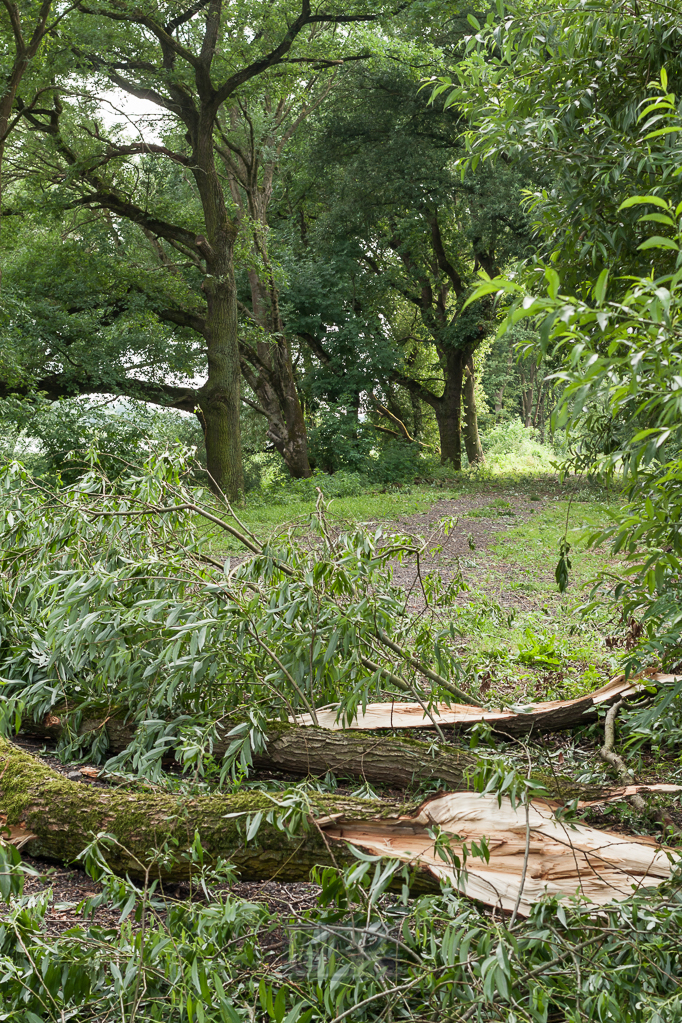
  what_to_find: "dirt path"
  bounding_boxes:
[387,481,563,614]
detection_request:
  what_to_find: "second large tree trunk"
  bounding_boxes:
[463,353,484,465]
[243,272,313,479]
[434,349,465,469]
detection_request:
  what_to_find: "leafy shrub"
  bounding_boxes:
[248,467,370,505]
[0,396,204,483]
[480,419,556,473]
[517,628,562,668]
[367,438,422,485]
[308,402,373,474]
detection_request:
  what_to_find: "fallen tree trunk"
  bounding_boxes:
[19,712,678,807]
[0,739,676,915]
[24,674,674,781]
[0,736,406,885]
[26,714,478,790]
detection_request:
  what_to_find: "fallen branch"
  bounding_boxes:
[21,712,679,806]
[293,673,678,735]
[599,699,647,813]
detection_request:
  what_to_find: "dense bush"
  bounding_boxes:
[307,402,374,475]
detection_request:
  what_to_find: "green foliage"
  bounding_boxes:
[0,448,470,781]
[307,403,374,475]
[479,419,557,474]
[0,825,681,1021]
[0,396,204,483]
[517,628,562,669]
[441,3,682,669]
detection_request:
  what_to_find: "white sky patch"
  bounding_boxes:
[96,88,170,144]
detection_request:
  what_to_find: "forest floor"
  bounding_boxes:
[213,469,626,700]
[16,468,682,937]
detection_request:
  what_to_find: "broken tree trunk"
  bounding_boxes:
[293,673,678,735]
[0,739,676,914]
[327,791,679,915]
[0,736,404,885]
[25,715,478,790]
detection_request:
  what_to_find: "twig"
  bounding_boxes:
[599,699,647,813]
[375,628,480,706]
[509,744,533,927]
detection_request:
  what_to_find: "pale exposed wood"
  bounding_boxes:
[574,784,682,808]
[323,792,680,916]
[0,815,37,850]
[294,673,678,734]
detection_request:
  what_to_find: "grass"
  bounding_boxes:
[241,487,439,531]
[198,457,629,705]
[490,495,621,586]
[200,485,449,553]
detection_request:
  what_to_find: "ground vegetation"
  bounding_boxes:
[3,2,682,1021]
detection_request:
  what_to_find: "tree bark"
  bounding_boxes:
[0,2,59,289]
[462,353,484,465]
[0,736,412,884]
[221,108,313,480]
[20,713,628,805]
[434,349,464,469]
[25,716,478,792]
[198,257,244,498]
[519,359,537,430]
[240,274,312,480]
[2,737,671,905]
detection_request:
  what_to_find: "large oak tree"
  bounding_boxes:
[8,0,412,498]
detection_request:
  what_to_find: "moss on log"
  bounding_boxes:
[0,737,423,884]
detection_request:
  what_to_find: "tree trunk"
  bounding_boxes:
[192,108,245,500]
[519,359,536,430]
[0,736,409,884]
[197,266,244,500]
[0,3,56,291]
[494,347,514,423]
[21,708,635,805]
[246,342,312,479]
[462,353,484,465]
[27,717,478,792]
[2,738,673,910]
[435,349,464,469]
[242,274,312,480]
